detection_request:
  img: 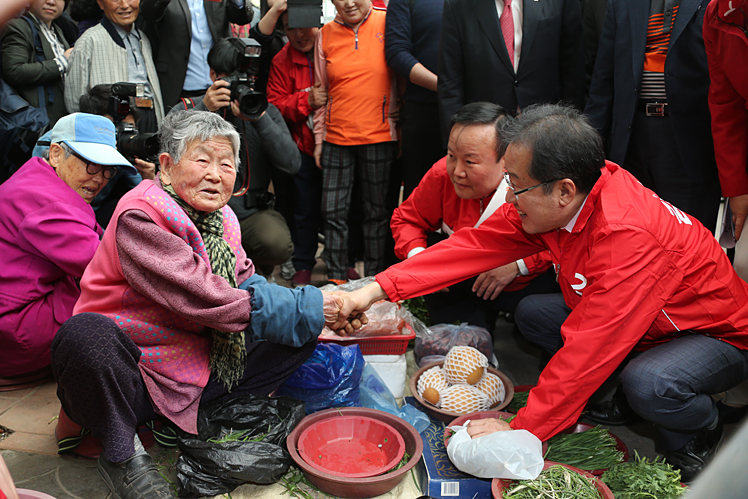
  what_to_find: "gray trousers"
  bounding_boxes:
[515,293,748,451]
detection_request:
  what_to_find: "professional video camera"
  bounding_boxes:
[216,39,268,121]
[109,83,160,162]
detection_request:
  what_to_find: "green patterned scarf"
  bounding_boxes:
[163,183,245,389]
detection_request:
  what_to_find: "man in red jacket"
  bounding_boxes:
[335,104,748,482]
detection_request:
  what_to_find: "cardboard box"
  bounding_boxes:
[405,397,493,498]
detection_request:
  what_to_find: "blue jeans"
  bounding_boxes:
[514,293,748,451]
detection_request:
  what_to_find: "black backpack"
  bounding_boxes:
[0,15,52,183]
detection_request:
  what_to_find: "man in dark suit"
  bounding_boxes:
[437,0,585,141]
[139,0,252,111]
[584,0,720,231]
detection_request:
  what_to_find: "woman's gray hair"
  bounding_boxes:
[159,110,241,167]
[42,141,74,161]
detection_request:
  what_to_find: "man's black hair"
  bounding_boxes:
[500,103,604,194]
[448,102,509,161]
[207,38,246,75]
[78,84,140,122]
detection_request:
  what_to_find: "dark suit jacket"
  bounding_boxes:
[1,15,70,126]
[438,0,585,140]
[141,0,251,111]
[584,0,715,180]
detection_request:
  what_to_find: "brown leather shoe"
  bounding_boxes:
[97,454,174,499]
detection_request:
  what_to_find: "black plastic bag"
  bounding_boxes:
[175,394,305,498]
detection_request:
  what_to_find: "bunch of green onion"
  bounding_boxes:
[544,426,625,471]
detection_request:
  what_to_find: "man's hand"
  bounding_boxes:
[730,194,748,241]
[321,291,369,335]
[308,82,327,110]
[63,47,73,59]
[314,143,323,169]
[202,79,232,112]
[257,0,287,35]
[231,101,265,122]
[466,418,512,439]
[331,282,388,330]
[132,158,156,180]
[473,262,519,300]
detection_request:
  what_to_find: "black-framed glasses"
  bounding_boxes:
[503,171,561,196]
[71,151,118,179]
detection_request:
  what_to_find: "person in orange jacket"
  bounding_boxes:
[313,0,398,284]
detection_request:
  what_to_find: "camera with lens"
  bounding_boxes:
[109,83,160,162]
[216,39,268,120]
[245,188,275,211]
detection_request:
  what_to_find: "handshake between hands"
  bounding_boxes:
[319,281,389,337]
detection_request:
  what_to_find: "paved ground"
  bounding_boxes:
[1,259,744,498]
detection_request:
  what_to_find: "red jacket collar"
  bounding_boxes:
[288,44,312,66]
[565,161,619,234]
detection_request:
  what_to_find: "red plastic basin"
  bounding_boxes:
[297,415,406,478]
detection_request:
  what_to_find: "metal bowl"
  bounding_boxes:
[286,407,423,498]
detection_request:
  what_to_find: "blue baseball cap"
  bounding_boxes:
[50,113,136,173]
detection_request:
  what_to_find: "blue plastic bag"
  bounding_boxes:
[276,343,364,414]
[359,364,430,434]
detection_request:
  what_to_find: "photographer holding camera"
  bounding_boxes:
[174,37,301,277]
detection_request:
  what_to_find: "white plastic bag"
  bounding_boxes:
[446,424,544,480]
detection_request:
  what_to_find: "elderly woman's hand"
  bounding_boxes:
[466,418,512,439]
[321,291,368,336]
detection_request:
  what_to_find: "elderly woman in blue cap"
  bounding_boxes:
[0,112,135,389]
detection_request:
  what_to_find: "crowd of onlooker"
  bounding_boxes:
[1,0,747,381]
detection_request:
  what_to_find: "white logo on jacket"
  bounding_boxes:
[571,273,587,296]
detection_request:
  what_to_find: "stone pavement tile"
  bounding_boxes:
[0,397,19,415]
[0,387,36,401]
[2,450,109,499]
[0,392,60,436]
[0,431,58,455]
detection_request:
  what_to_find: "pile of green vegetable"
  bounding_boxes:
[601,452,686,499]
[402,296,431,326]
[507,390,529,412]
[503,464,602,499]
[544,426,625,471]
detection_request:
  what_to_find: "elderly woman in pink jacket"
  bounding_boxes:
[0,113,134,388]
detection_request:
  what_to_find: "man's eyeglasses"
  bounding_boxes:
[503,171,561,196]
[72,151,118,179]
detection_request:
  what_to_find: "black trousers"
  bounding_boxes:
[399,100,445,201]
[624,110,721,232]
[51,313,315,462]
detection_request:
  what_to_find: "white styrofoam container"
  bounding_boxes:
[364,354,407,399]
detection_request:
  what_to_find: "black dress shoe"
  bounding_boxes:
[584,387,640,426]
[716,401,748,425]
[664,418,724,483]
[97,454,175,499]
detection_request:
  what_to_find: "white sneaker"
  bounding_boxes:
[280,260,295,280]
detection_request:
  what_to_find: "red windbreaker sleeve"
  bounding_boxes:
[378,204,546,301]
[703,15,748,198]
